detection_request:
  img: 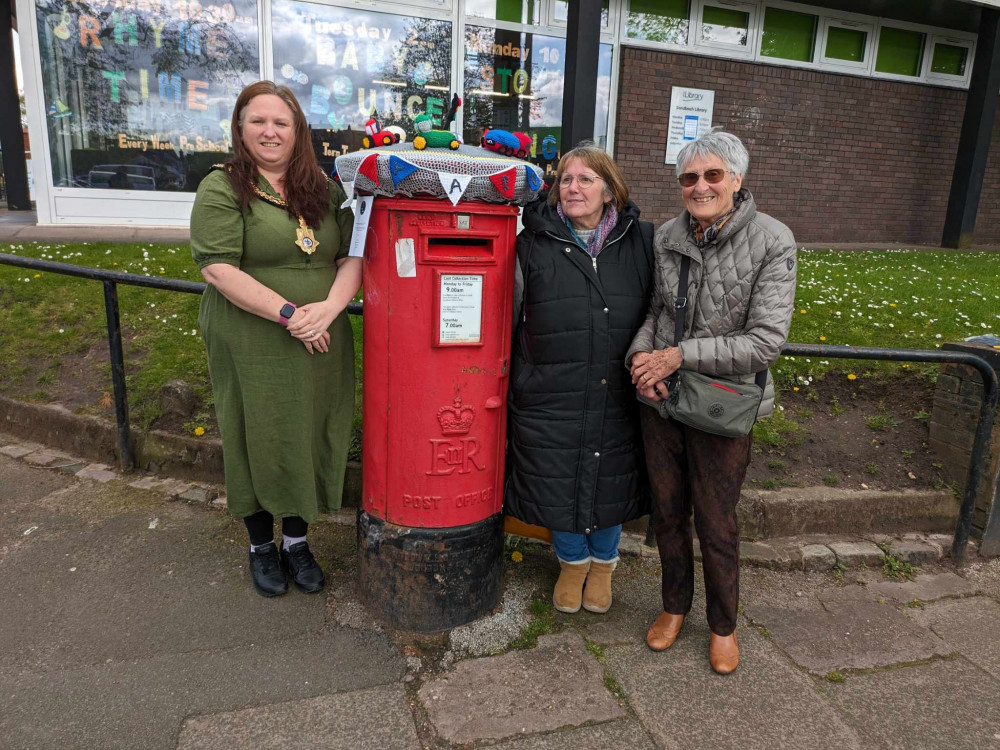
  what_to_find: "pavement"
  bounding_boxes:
[3,433,1000,750]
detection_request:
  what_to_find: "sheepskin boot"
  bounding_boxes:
[553,558,591,613]
[582,559,617,613]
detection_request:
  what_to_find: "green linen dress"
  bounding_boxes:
[190,168,355,522]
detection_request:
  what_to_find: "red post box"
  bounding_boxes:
[358,196,519,632]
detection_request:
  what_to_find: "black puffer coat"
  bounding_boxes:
[505,197,653,534]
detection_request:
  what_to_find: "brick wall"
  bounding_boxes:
[614,47,1000,245]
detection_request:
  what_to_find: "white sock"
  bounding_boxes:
[282,534,307,550]
[249,541,273,553]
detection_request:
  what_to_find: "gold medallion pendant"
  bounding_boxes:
[295,216,319,255]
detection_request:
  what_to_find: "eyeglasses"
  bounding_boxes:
[559,174,604,188]
[676,169,730,188]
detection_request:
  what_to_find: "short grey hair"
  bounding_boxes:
[675,128,749,178]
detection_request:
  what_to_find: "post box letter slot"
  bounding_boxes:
[424,236,495,263]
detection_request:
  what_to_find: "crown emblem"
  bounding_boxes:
[437,395,475,435]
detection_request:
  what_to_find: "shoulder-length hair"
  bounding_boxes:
[226,81,329,228]
[547,141,629,211]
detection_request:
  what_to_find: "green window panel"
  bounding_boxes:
[875,26,925,76]
[825,25,867,63]
[466,0,539,24]
[626,0,690,45]
[931,42,969,77]
[761,6,817,62]
[701,4,749,47]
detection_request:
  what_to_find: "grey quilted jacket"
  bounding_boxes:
[626,190,797,419]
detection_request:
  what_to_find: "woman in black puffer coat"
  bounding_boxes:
[506,143,653,616]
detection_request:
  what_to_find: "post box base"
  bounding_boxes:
[356,510,504,633]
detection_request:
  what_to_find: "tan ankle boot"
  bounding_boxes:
[709,630,740,675]
[646,612,685,651]
[553,559,591,613]
[582,560,616,613]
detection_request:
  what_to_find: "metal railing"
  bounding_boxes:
[1,252,996,560]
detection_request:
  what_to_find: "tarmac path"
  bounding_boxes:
[2,446,1000,749]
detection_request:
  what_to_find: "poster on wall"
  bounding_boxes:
[34,0,260,192]
[664,87,715,165]
[270,1,452,173]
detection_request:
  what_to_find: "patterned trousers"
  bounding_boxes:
[640,406,752,636]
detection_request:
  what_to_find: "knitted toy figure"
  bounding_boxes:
[482,128,532,159]
[413,114,460,150]
[362,118,400,149]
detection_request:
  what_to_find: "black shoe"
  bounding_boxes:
[249,542,288,597]
[280,541,326,593]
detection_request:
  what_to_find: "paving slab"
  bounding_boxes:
[74,463,118,482]
[603,624,863,750]
[739,541,789,570]
[0,444,34,458]
[176,683,419,750]
[888,539,941,565]
[802,544,836,571]
[418,632,623,744]
[0,453,72,503]
[491,719,657,750]
[868,571,978,604]
[744,601,952,674]
[821,658,1000,750]
[828,541,883,567]
[1,630,404,750]
[910,597,1000,679]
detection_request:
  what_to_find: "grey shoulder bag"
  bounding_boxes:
[661,255,766,437]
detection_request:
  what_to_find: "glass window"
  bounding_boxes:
[930,41,969,77]
[700,4,749,47]
[626,0,689,46]
[34,0,259,192]
[875,26,924,77]
[463,25,613,172]
[553,0,610,29]
[760,6,816,62]
[824,25,867,64]
[270,0,452,174]
[465,0,540,26]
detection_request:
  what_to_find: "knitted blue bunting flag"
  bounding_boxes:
[389,155,419,187]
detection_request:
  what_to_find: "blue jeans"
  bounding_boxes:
[551,525,622,563]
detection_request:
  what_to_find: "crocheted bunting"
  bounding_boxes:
[489,167,517,199]
[357,154,379,186]
[389,155,419,188]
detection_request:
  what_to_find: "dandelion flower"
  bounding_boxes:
[819,336,826,341]
[511,550,523,563]
[33,274,40,278]
[793,386,800,391]
[193,426,206,436]
[800,309,807,314]
[847,373,857,381]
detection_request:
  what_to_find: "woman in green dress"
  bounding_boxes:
[190,81,361,597]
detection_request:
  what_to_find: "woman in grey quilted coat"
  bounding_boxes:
[626,129,797,675]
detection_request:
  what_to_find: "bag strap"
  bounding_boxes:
[674,254,690,345]
[675,253,767,391]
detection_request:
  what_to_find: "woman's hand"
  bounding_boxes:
[631,347,683,387]
[287,300,340,342]
[637,379,670,402]
[301,330,330,355]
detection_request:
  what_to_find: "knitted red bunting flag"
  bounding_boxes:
[489,167,516,199]
[358,154,379,186]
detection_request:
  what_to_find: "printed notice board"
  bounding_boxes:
[439,274,483,344]
[665,87,715,165]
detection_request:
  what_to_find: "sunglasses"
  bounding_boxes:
[676,169,730,188]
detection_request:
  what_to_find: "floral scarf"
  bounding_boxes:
[690,192,744,248]
[557,202,620,258]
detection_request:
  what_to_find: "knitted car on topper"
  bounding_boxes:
[413,114,460,150]
[362,118,399,149]
[481,129,532,159]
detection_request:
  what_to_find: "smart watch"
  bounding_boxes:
[278,302,296,327]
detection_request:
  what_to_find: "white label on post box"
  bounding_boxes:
[439,275,483,344]
[349,195,374,258]
[395,237,416,277]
